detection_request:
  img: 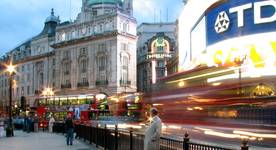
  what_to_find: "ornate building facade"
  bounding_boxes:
[0,0,136,108]
[137,23,176,92]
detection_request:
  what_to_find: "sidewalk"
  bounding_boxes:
[0,130,99,150]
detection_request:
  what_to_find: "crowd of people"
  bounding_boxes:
[0,108,162,149]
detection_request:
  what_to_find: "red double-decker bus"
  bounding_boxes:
[144,66,276,128]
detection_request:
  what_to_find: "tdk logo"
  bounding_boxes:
[215,0,276,34]
[215,11,230,33]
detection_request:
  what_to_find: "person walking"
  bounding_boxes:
[26,115,32,133]
[0,116,4,137]
[65,114,74,145]
[144,108,162,150]
[48,116,55,133]
[33,114,39,132]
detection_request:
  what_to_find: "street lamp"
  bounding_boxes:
[234,55,247,95]
[6,63,16,137]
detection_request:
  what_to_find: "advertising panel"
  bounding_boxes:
[206,0,276,46]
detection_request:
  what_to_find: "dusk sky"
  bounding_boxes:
[0,0,184,56]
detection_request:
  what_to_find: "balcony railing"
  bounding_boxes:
[61,83,71,89]
[95,80,108,86]
[77,82,89,87]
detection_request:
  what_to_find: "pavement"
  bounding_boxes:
[0,130,99,150]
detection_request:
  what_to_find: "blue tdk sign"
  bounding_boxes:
[206,0,276,46]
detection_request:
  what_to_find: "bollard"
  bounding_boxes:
[104,124,107,150]
[130,127,133,150]
[115,125,118,150]
[96,123,98,148]
[241,139,249,150]
[89,125,92,144]
[183,132,189,150]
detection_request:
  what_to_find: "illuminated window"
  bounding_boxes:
[150,36,170,53]
[61,33,66,41]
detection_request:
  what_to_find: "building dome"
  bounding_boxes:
[88,0,123,6]
[45,8,59,23]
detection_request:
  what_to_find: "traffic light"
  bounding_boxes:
[20,96,26,111]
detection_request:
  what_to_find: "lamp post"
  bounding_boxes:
[6,63,15,137]
[234,55,247,95]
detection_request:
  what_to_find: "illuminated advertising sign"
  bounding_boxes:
[146,53,172,60]
[206,0,276,46]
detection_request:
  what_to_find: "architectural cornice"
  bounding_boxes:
[13,51,55,65]
[51,31,137,49]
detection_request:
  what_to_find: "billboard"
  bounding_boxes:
[206,0,276,46]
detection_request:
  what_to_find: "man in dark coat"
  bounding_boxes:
[65,114,74,145]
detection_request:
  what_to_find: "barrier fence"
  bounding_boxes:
[55,123,249,150]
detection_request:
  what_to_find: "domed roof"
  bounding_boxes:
[88,0,123,5]
[45,8,59,23]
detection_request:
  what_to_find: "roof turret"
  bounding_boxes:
[45,8,60,23]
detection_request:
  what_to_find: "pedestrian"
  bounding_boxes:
[26,115,32,133]
[23,115,27,132]
[49,116,55,133]
[33,114,39,132]
[144,108,162,150]
[0,115,4,137]
[65,114,74,145]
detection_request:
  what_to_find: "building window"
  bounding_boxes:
[39,73,44,86]
[27,73,30,82]
[22,65,25,72]
[121,43,128,51]
[123,23,128,32]
[80,59,87,73]
[98,56,106,71]
[52,58,55,66]
[82,78,88,83]
[27,64,31,71]
[17,87,19,96]
[65,79,70,85]
[52,69,55,78]
[27,86,30,95]
[80,47,88,55]
[64,51,70,58]
[157,61,165,67]
[93,10,97,16]
[122,56,129,83]
[61,33,66,41]
[64,61,70,75]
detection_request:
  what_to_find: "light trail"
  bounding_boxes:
[233,130,276,139]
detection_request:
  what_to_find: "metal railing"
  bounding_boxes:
[72,124,249,150]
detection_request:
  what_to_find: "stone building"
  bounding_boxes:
[0,0,137,108]
[137,22,176,92]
